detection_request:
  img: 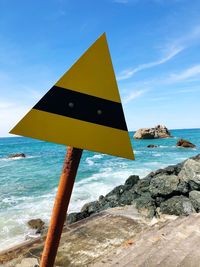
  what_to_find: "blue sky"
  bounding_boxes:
[0,0,200,136]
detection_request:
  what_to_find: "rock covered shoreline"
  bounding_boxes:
[67,153,200,224]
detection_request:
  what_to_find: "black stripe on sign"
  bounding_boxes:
[33,86,128,131]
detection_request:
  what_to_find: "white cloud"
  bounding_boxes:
[117,24,200,81]
[122,89,147,104]
[173,25,200,49]
[0,102,14,109]
[117,46,183,81]
[169,64,200,82]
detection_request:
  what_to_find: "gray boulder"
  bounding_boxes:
[134,178,151,195]
[118,190,138,205]
[81,201,101,215]
[135,193,156,218]
[67,212,88,224]
[105,185,125,202]
[124,175,140,190]
[149,174,180,197]
[145,163,183,180]
[189,191,200,212]
[103,182,138,207]
[160,196,195,216]
[178,159,200,190]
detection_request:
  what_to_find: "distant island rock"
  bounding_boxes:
[133,125,171,139]
[176,139,196,148]
[8,153,26,158]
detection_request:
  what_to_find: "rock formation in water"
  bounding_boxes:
[8,153,26,158]
[176,139,196,148]
[133,125,171,139]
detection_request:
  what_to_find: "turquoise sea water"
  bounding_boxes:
[0,128,200,250]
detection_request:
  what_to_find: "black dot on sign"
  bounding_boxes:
[68,102,74,108]
[97,109,102,115]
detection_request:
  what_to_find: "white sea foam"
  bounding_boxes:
[93,154,104,159]
[153,153,161,157]
[85,157,95,166]
[0,165,134,251]
[85,154,104,166]
[0,155,39,162]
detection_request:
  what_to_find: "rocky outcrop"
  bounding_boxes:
[189,191,200,212]
[67,154,200,223]
[8,153,26,158]
[160,196,195,216]
[134,125,171,139]
[176,139,196,148]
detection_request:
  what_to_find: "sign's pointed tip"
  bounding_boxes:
[131,153,135,160]
[99,32,107,40]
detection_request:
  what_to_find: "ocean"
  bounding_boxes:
[0,128,200,251]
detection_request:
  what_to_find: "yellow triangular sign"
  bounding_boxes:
[10,33,134,160]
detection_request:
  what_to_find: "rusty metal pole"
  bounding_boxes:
[40,146,83,267]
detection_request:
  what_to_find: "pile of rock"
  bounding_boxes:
[133,125,171,139]
[67,154,200,223]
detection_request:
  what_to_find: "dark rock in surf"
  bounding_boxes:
[176,139,196,148]
[8,153,26,158]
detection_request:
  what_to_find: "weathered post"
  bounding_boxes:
[40,147,83,267]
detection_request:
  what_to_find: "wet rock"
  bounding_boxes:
[155,196,166,206]
[27,218,45,233]
[99,195,104,201]
[135,193,156,218]
[134,178,151,195]
[8,153,26,158]
[178,159,200,190]
[67,211,88,224]
[189,191,200,212]
[145,163,183,180]
[118,190,138,205]
[160,196,195,216]
[149,174,180,197]
[147,144,159,148]
[67,154,200,224]
[164,164,183,175]
[124,175,140,190]
[81,201,101,215]
[105,185,125,201]
[176,139,196,148]
[134,125,171,139]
